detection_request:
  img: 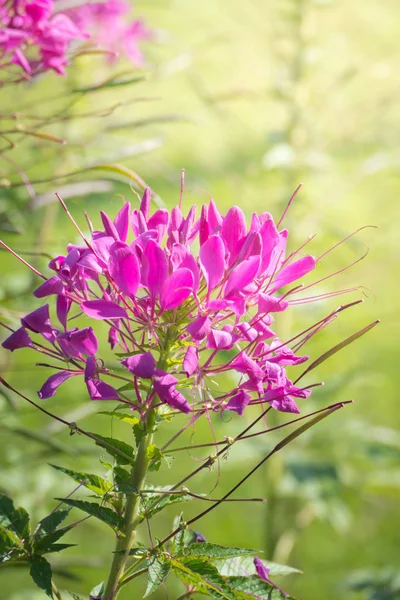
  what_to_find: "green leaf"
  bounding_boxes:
[90,581,104,599]
[172,557,238,600]
[34,523,77,553]
[90,433,135,465]
[113,466,137,494]
[0,525,21,559]
[45,543,77,553]
[0,493,30,537]
[97,411,139,426]
[144,556,171,597]
[170,514,185,555]
[55,498,124,531]
[29,555,54,598]
[66,593,88,600]
[38,508,71,535]
[50,464,113,496]
[296,320,379,382]
[180,543,257,561]
[216,556,301,578]
[141,487,191,520]
[146,445,173,472]
[226,575,296,599]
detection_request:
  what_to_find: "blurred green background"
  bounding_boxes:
[1,0,399,599]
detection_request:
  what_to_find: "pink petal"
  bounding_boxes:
[186,316,211,341]
[221,206,247,264]
[160,268,194,311]
[108,242,140,298]
[257,294,288,313]
[224,255,260,297]
[21,305,52,334]
[86,379,119,401]
[81,300,128,320]
[199,235,225,291]
[121,352,156,379]
[226,390,252,416]
[208,197,222,232]
[140,188,151,221]
[142,240,168,297]
[183,346,198,376]
[259,215,280,274]
[2,327,33,352]
[33,276,64,298]
[113,202,131,242]
[147,209,169,243]
[271,255,316,292]
[101,211,119,240]
[153,370,191,413]
[38,370,79,399]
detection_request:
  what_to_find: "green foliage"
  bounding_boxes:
[49,464,113,496]
[140,488,191,521]
[172,556,239,600]
[90,433,136,465]
[89,581,104,599]
[216,556,301,578]
[146,444,173,471]
[226,576,296,599]
[97,411,140,426]
[144,556,171,597]
[54,498,124,531]
[179,543,258,561]
[29,556,53,598]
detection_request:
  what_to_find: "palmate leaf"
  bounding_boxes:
[37,508,71,536]
[216,556,301,578]
[29,555,54,598]
[90,433,135,465]
[180,543,258,561]
[55,498,124,531]
[172,557,238,600]
[144,556,171,597]
[33,522,77,553]
[97,411,139,426]
[50,465,113,496]
[0,524,21,560]
[0,493,30,537]
[226,575,296,600]
[141,487,191,521]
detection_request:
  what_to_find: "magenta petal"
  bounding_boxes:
[186,316,211,341]
[33,276,64,298]
[224,255,260,297]
[206,329,235,350]
[263,387,301,414]
[259,215,280,274]
[226,390,252,416]
[101,211,119,240]
[113,202,131,242]
[147,209,169,242]
[258,294,288,313]
[86,379,119,401]
[199,205,209,246]
[208,197,223,232]
[91,235,115,267]
[142,240,168,297]
[199,235,225,291]
[38,370,79,399]
[21,305,52,334]
[56,294,71,329]
[221,206,247,264]
[81,300,128,320]
[183,346,198,377]
[254,557,270,582]
[153,370,191,414]
[160,268,194,311]
[237,231,262,262]
[109,241,140,298]
[2,327,33,352]
[231,352,264,382]
[58,327,98,357]
[271,255,316,291]
[121,352,156,379]
[140,188,151,221]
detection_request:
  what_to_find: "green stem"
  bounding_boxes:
[102,428,153,600]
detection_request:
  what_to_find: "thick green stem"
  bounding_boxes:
[102,429,153,600]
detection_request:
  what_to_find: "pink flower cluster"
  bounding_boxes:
[64,0,150,66]
[2,191,318,417]
[0,0,85,76]
[0,0,148,78]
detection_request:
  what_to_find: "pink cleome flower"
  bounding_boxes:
[2,190,321,416]
[0,0,148,77]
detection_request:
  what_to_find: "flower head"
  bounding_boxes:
[2,190,320,416]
